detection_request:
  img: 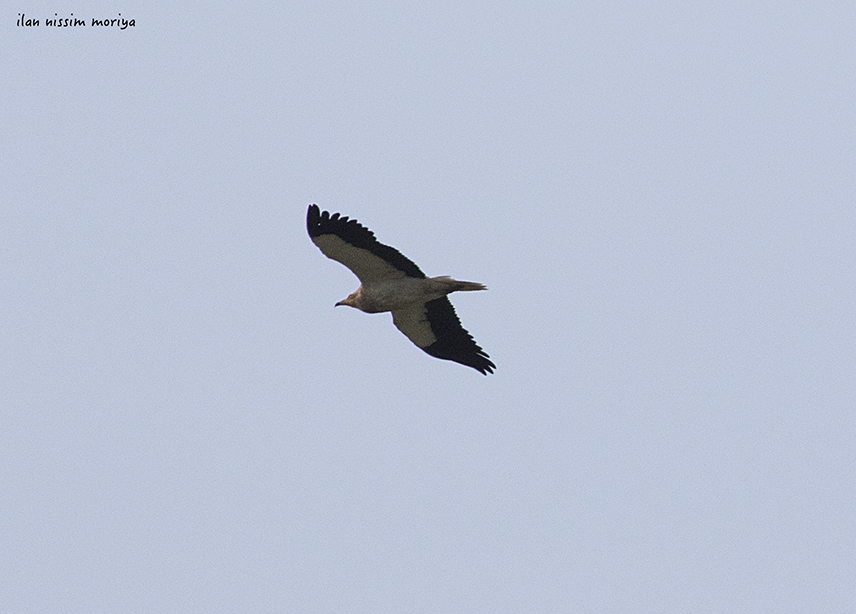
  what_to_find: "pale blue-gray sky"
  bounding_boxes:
[2,2,854,612]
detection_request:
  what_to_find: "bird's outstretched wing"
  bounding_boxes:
[392,297,495,375]
[307,204,425,283]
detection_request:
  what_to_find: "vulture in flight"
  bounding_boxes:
[307,204,495,374]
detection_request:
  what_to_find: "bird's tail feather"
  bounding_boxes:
[431,276,487,292]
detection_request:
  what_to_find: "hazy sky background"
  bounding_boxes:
[3,2,854,612]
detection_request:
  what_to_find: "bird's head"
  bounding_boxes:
[335,289,360,308]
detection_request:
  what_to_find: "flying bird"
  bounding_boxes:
[307,204,495,374]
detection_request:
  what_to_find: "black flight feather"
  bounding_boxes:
[421,297,496,375]
[307,204,425,279]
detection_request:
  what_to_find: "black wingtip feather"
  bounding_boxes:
[422,298,495,375]
[307,204,425,279]
[307,204,367,240]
